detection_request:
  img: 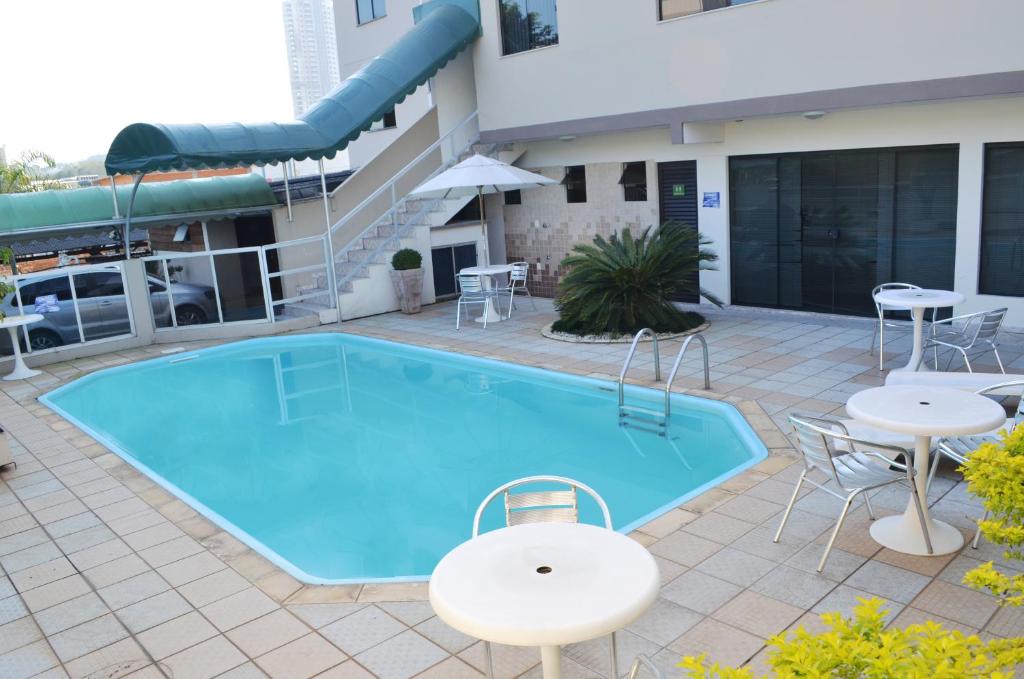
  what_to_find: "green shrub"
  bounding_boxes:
[552,222,720,337]
[680,598,1024,678]
[962,425,1024,606]
[391,248,422,271]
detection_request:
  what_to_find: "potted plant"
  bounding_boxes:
[390,248,424,314]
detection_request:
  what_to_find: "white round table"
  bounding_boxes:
[460,264,514,324]
[0,314,43,381]
[846,385,1005,555]
[873,288,963,372]
[429,522,660,679]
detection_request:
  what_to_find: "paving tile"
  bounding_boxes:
[288,603,367,629]
[177,568,252,608]
[683,512,756,544]
[784,542,867,581]
[458,640,540,679]
[66,537,132,572]
[408,657,482,679]
[845,560,931,604]
[320,605,406,655]
[0,541,62,574]
[693,546,776,587]
[82,553,152,590]
[9,557,75,592]
[121,521,185,551]
[912,580,1000,629]
[713,590,804,637]
[54,524,116,555]
[648,531,723,567]
[201,587,279,632]
[137,535,205,568]
[48,613,129,662]
[355,629,447,679]
[157,550,227,587]
[62,637,150,679]
[33,592,109,636]
[413,616,476,654]
[377,601,434,626]
[254,633,346,679]
[163,635,248,679]
[137,611,219,660]
[667,618,766,668]
[716,494,783,523]
[226,609,310,658]
[216,662,270,679]
[0,639,60,678]
[661,569,742,615]
[626,597,703,646]
[985,604,1024,638]
[565,629,661,678]
[0,526,50,557]
[117,588,193,633]
[812,584,904,620]
[750,564,838,609]
[0,616,42,655]
[98,571,170,610]
[636,508,698,539]
[20,574,92,613]
[731,526,807,563]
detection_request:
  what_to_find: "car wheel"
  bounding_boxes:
[28,329,62,351]
[174,305,208,325]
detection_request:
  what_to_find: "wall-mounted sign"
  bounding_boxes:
[672,184,686,197]
[702,191,721,208]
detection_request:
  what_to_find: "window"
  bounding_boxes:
[499,0,558,56]
[658,0,759,21]
[356,0,385,24]
[562,165,586,203]
[504,189,522,205]
[620,162,648,201]
[369,109,397,131]
[980,143,1024,296]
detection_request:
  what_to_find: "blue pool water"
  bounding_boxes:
[42,334,766,583]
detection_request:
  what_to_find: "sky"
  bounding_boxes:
[0,0,294,164]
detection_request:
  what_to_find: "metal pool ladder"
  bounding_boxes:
[618,329,711,435]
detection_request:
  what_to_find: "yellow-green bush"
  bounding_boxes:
[961,425,1024,606]
[679,598,1024,678]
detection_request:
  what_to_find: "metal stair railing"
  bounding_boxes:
[664,333,710,417]
[618,329,664,433]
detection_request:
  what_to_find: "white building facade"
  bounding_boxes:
[283,0,343,117]
[332,0,1024,323]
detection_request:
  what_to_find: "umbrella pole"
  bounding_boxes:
[478,186,489,266]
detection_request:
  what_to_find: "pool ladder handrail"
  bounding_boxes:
[664,334,711,418]
[618,329,664,433]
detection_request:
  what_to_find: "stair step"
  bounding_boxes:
[362,236,398,250]
[334,261,370,279]
[347,248,387,264]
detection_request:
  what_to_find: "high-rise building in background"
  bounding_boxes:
[282,0,341,118]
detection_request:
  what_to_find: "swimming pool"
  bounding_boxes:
[42,333,767,584]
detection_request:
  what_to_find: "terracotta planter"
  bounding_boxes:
[390,268,424,314]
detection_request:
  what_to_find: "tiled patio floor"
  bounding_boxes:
[1,299,1023,678]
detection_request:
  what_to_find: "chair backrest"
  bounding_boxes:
[457,273,484,295]
[627,655,663,679]
[788,414,910,491]
[970,308,1007,343]
[471,475,613,537]
[872,282,920,312]
[976,379,1024,428]
[510,262,529,282]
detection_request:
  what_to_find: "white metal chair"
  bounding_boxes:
[627,654,663,679]
[922,307,1008,373]
[776,414,932,572]
[472,476,614,679]
[455,273,494,330]
[494,261,536,319]
[929,379,1024,548]
[870,283,935,372]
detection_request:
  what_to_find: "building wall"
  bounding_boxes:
[497,95,1024,324]
[472,0,1024,135]
[501,162,658,298]
[283,0,342,117]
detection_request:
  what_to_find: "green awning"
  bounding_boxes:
[104,3,480,175]
[0,174,276,234]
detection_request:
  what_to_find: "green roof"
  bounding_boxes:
[0,174,277,234]
[104,3,480,174]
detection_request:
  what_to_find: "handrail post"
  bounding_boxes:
[618,328,661,411]
[664,334,711,418]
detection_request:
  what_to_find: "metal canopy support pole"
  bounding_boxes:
[124,173,145,260]
[319,159,340,318]
[109,176,120,219]
[478,187,489,266]
[282,163,293,222]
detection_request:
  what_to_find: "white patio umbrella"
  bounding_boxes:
[409,154,557,264]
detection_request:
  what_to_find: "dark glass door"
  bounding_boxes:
[432,244,478,298]
[657,161,699,302]
[730,146,958,316]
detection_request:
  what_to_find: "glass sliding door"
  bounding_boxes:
[980,143,1024,296]
[729,145,958,317]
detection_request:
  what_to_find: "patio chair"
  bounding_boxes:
[455,273,494,330]
[929,379,1024,548]
[472,476,614,679]
[776,414,932,572]
[494,261,536,319]
[921,307,1007,373]
[870,283,935,372]
[627,655,663,679]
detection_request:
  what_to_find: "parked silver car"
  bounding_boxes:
[0,269,217,352]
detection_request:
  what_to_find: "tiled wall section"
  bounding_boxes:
[502,162,659,298]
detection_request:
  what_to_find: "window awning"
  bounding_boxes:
[104,3,480,175]
[619,162,648,185]
[0,174,277,234]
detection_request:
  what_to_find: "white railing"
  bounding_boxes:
[260,235,332,321]
[3,262,135,357]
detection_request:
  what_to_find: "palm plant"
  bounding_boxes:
[0,150,59,194]
[552,222,721,337]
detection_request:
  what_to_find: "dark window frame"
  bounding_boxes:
[562,165,586,204]
[504,189,522,205]
[658,0,758,22]
[979,141,1024,297]
[369,109,397,131]
[620,161,648,202]
[356,0,386,25]
[498,0,559,56]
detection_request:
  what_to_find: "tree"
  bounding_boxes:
[0,150,61,194]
